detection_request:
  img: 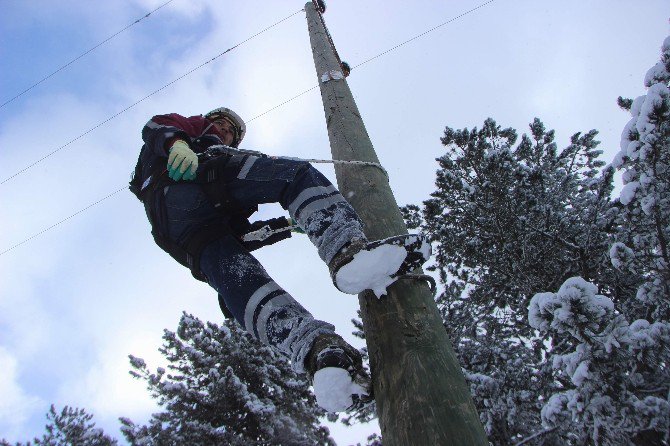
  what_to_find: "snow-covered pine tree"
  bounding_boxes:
[529,276,669,445]
[401,117,621,444]
[120,312,334,446]
[0,405,117,446]
[611,34,670,322]
[528,33,670,446]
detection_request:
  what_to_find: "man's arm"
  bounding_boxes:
[141,113,199,157]
[142,113,207,181]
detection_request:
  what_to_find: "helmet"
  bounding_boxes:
[204,107,246,147]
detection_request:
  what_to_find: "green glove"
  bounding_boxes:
[167,140,198,181]
[288,217,305,234]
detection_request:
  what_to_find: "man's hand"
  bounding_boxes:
[167,140,198,181]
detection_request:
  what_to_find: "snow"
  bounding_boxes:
[626,141,641,160]
[636,84,669,136]
[571,360,590,386]
[610,149,625,169]
[619,181,639,205]
[335,244,407,297]
[619,118,635,151]
[312,367,366,413]
[128,355,146,369]
[621,168,637,184]
[541,393,569,425]
[640,194,656,215]
[644,61,670,87]
[528,292,559,331]
[529,277,614,341]
[631,95,646,118]
[609,242,634,270]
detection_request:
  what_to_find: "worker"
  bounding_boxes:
[129,107,430,411]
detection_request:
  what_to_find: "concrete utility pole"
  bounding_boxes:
[305,3,488,445]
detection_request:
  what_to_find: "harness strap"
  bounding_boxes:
[141,153,258,284]
[199,154,249,211]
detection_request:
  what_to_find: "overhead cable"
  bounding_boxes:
[0,185,128,256]
[1,1,495,255]
[353,0,495,69]
[1,0,177,109]
[0,8,304,186]
[259,1,496,115]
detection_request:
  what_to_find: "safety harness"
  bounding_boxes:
[129,146,291,284]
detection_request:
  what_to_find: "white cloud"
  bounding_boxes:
[0,347,43,441]
[1,1,668,444]
[57,329,164,421]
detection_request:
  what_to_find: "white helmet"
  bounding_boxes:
[204,107,246,147]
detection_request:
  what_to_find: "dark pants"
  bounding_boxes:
[161,156,365,372]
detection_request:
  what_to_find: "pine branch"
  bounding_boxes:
[513,426,559,445]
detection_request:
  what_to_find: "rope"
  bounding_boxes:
[201,146,389,178]
[277,156,388,178]
[246,227,438,297]
[242,226,437,297]
[1,2,496,254]
[2,153,384,256]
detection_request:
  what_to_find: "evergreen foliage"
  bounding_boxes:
[567,32,670,445]
[403,115,621,444]
[0,405,117,446]
[398,32,670,444]
[525,32,670,445]
[120,312,335,446]
[611,35,670,323]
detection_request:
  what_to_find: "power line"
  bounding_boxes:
[0,8,304,186]
[248,86,319,122]
[1,0,492,185]
[0,185,128,256]
[248,0,497,119]
[352,0,495,69]
[1,1,494,256]
[1,0,177,109]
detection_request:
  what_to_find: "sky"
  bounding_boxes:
[0,0,668,444]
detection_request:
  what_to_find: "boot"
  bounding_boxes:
[328,234,432,297]
[305,332,371,412]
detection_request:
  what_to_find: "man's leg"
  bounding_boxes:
[161,183,334,371]
[226,157,366,264]
[163,175,371,410]
[226,156,431,296]
[199,234,334,374]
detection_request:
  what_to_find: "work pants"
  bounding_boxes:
[162,156,365,373]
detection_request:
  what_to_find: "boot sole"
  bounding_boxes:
[313,367,369,412]
[334,234,431,297]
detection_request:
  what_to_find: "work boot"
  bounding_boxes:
[305,332,371,413]
[328,234,432,297]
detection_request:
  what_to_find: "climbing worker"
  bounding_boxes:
[129,106,431,412]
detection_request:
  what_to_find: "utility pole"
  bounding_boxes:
[305,3,488,445]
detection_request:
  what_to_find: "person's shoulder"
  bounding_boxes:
[150,113,205,125]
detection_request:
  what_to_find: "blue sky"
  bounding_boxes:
[0,1,668,444]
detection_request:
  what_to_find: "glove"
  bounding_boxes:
[287,217,305,234]
[167,140,198,181]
